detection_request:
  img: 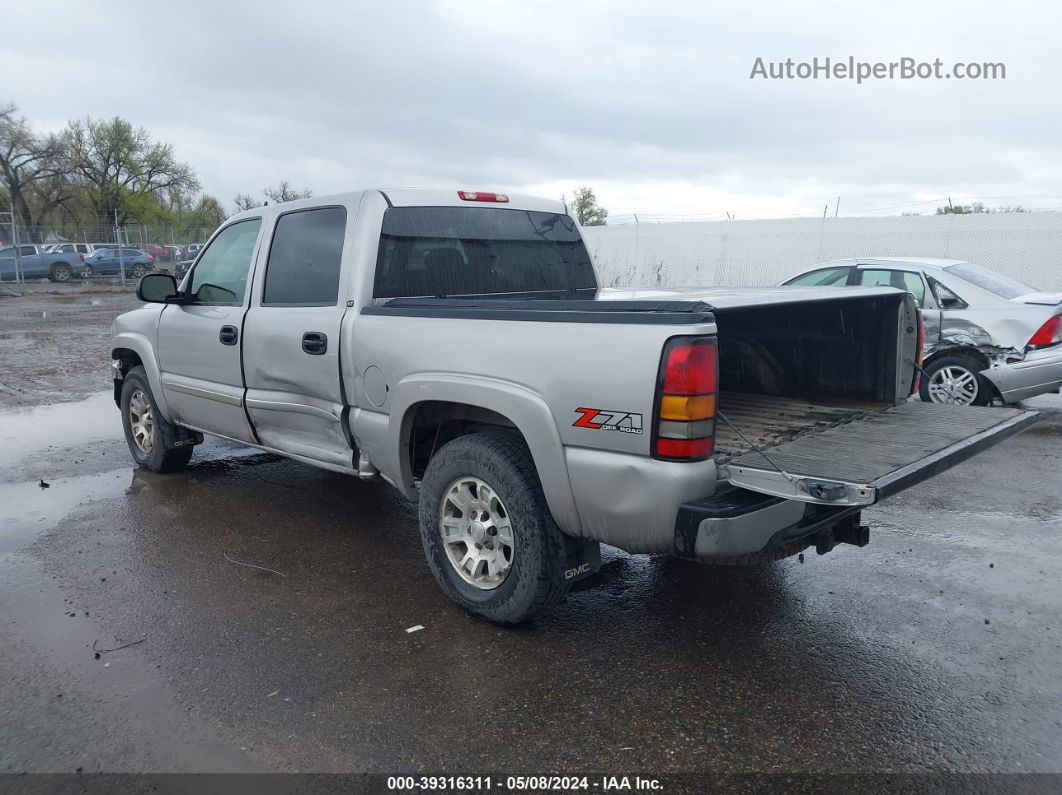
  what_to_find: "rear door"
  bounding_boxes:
[855,265,941,348]
[156,218,263,443]
[241,205,354,469]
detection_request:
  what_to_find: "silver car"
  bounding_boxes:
[782,258,1062,405]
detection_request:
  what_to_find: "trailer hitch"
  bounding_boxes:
[814,514,870,555]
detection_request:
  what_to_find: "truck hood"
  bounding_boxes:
[597,285,904,310]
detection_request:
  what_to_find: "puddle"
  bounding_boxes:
[0,469,131,556]
[0,391,120,469]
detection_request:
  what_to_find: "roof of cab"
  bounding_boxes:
[225,188,568,225]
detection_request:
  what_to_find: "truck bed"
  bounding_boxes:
[713,393,888,463]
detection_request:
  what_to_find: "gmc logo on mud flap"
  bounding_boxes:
[572,407,644,435]
[565,563,591,579]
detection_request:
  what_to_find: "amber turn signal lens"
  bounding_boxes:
[660,394,716,421]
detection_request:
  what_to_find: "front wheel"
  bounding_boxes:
[418,432,569,625]
[120,366,194,472]
[80,264,93,279]
[920,353,993,406]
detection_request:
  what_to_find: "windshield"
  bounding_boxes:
[374,207,597,299]
[944,262,1036,300]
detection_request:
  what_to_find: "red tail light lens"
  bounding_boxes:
[1027,315,1061,349]
[147,255,154,263]
[458,191,509,203]
[653,337,717,461]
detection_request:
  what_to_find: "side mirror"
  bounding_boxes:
[137,272,180,303]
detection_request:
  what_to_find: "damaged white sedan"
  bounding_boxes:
[782,258,1062,406]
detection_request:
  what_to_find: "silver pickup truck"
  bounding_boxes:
[110,189,1038,623]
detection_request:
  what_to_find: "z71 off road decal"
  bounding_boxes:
[572,407,644,435]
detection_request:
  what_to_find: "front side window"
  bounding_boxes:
[189,219,262,304]
[374,207,597,299]
[858,268,926,306]
[262,207,347,305]
[784,266,851,287]
[20,246,36,256]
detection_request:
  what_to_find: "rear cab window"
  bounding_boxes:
[374,207,597,299]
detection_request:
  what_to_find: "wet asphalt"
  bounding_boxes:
[0,289,1060,776]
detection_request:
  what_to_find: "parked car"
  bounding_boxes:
[781,258,1062,406]
[47,242,102,258]
[81,247,154,279]
[143,244,175,262]
[110,190,1037,624]
[0,243,87,281]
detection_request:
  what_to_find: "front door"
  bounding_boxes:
[157,218,263,443]
[242,206,353,469]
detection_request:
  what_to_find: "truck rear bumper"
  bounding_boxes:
[675,488,866,561]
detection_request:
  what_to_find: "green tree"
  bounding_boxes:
[64,116,200,227]
[570,185,608,226]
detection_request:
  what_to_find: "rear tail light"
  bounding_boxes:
[1027,314,1061,349]
[652,337,717,461]
[147,255,154,263]
[458,190,509,203]
[79,254,85,262]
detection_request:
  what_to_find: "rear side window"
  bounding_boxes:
[262,207,347,305]
[374,207,597,299]
[858,268,926,307]
[944,262,1034,300]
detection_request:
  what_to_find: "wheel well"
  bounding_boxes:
[925,346,990,371]
[111,349,144,405]
[50,260,72,269]
[407,401,522,480]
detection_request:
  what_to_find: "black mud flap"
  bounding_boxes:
[554,534,601,585]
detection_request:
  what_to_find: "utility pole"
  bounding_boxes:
[11,196,23,284]
[834,196,840,218]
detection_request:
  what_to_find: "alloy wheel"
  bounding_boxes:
[439,476,515,590]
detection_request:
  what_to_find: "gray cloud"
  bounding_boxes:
[5,0,1059,218]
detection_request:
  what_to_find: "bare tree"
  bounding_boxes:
[233,192,262,212]
[0,103,70,241]
[262,180,312,204]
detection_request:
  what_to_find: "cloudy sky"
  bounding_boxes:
[5,0,1060,222]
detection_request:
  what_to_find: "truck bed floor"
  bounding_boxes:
[713,393,887,463]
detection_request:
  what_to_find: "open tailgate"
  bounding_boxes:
[720,402,1037,506]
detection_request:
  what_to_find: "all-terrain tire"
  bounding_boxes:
[418,432,569,625]
[120,366,194,473]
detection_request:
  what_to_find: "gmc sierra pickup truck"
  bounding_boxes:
[110,189,1038,623]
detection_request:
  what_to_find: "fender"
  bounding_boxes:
[110,331,172,420]
[385,373,582,536]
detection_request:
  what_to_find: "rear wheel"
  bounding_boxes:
[130,264,147,278]
[49,263,72,282]
[120,366,194,472]
[418,432,569,625]
[920,353,993,406]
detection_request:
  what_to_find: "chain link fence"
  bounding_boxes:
[583,211,1062,291]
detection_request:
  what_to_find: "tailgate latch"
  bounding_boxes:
[800,479,847,502]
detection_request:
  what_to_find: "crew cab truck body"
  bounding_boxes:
[111,189,1038,623]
